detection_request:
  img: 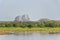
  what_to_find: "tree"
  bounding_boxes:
[27,24,32,28]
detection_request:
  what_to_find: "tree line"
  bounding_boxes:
[0,20,60,28]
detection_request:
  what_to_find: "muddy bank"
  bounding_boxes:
[0,30,60,35]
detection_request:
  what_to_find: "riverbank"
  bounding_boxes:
[0,27,60,34]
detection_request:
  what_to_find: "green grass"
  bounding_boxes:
[0,27,60,31]
[0,27,60,34]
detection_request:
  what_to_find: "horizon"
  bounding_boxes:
[0,16,59,21]
[0,0,60,21]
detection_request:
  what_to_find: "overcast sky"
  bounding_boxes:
[0,0,60,21]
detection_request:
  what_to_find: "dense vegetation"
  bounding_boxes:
[0,20,60,28]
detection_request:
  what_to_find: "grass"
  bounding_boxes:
[0,27,60,34]
[0,27,60,31]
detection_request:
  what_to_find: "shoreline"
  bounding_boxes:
[0,28,60,35]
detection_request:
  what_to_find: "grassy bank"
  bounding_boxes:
[0,27,60,34]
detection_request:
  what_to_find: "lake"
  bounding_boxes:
[0,33,60,40]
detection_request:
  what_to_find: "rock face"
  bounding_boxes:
[38,18,51,22]
[15,16,22,21]
[22,15,30,22]
[15,15,30,22]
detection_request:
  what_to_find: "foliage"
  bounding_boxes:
[0,20,60,28]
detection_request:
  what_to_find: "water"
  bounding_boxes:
[0,33,60,40]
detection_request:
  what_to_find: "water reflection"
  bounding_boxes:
[0,33,60,40]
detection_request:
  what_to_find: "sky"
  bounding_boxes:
[0,0,60,21]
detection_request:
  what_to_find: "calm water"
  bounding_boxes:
[0,33,60,40]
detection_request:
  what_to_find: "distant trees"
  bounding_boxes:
[0,20,60,28]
